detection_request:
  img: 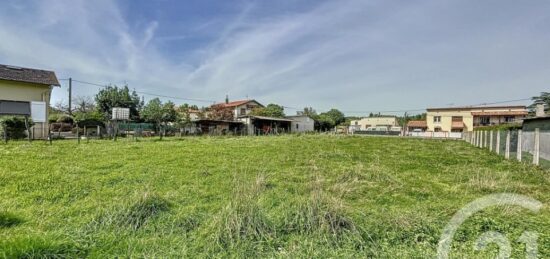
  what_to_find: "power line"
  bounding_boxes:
[60,77,534,114]
[66,78,217,104]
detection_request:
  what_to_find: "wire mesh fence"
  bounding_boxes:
[464,129,550,170]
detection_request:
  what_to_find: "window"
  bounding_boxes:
[240,108,246,115]
[296,124,299,129]
[452,116,462,122]
[504,116,514,122]
[479,116,490,125]
[433,116,441,123]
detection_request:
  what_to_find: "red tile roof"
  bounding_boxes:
[213,99,263,108]
[407,120,427,128]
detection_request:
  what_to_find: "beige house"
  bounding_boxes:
[349,116,399,131]
[213,99,264,118]
[0,64,60,138]
[426,106,527,132]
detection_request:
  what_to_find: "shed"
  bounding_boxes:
[522,117,550,131]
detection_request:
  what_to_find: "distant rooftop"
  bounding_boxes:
[213,99,263,108]
[427,105,526,111]
[0,64,60,86]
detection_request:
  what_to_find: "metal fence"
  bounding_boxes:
[463,129,550,169]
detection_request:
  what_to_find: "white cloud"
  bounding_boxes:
[0,0,549,114]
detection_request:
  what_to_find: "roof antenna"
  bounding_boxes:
[225,94,229,104]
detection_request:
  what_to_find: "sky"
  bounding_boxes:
[1,0,549,116]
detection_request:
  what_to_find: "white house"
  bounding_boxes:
[286,115,315,133]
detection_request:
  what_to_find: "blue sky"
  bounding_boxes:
[1,0,549,115]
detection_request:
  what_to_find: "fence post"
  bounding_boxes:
[489,130,493,151]
[517,130,522,161]
[495,130,500,155]
[480,131,484,148]
[484,131,488,148]
[505,130,510,159]
[533,128,540,166]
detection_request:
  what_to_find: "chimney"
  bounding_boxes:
[535,103,546,117]
[225,95,229,104]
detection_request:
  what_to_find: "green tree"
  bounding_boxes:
[250,103,285,118]
[316,109,345,131]
[531,92,550,114]
[95,85,143,120]
[141,98,177,139]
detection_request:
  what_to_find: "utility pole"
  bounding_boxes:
[68,77,72,115]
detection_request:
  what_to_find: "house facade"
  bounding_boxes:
[349,116,399,131]
[0,64,60,138]
[286,115,315,133]
[213,99,264,118]
[426,106,527,132]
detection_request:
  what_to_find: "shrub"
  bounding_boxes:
[0,116,34,139]
[56,115,74,124]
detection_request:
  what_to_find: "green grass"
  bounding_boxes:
[0,135,548,258]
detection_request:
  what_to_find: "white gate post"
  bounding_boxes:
[533,128,540,165]
[505,130,511,159]
[517,130,522,161]
[495,130,500,155]
[489,130,493,151]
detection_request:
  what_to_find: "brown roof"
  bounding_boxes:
[0,64,60,86]
[407,120,427,128]
[471,111,528,116]
[213,99,263,108]
[427,105,526,111]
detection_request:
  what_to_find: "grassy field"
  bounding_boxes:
[0,135,548,258]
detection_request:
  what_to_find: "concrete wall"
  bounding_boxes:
[0,80,53,138]
[289,116,314,132]
[350,117,398,130]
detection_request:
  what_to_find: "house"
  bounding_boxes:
[349,116,399,132]
[286,115,315,133]
[212,99,264,118]
[426,105,527,132]
[0,64,60,138]
[406,120,427,132]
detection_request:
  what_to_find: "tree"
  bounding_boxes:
[141,98,177,139]
[175,104,193,128]
[73,96,96,114]
[95,85,143,120]
[208,104,234,121]
[250,103,285,118]
[531,92,550,114]
[298,107,317,117]
[316,109,345,131]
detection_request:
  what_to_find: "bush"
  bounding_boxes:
[56,115,74,124]
[0,117,34,139]
[48,113,60,123]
